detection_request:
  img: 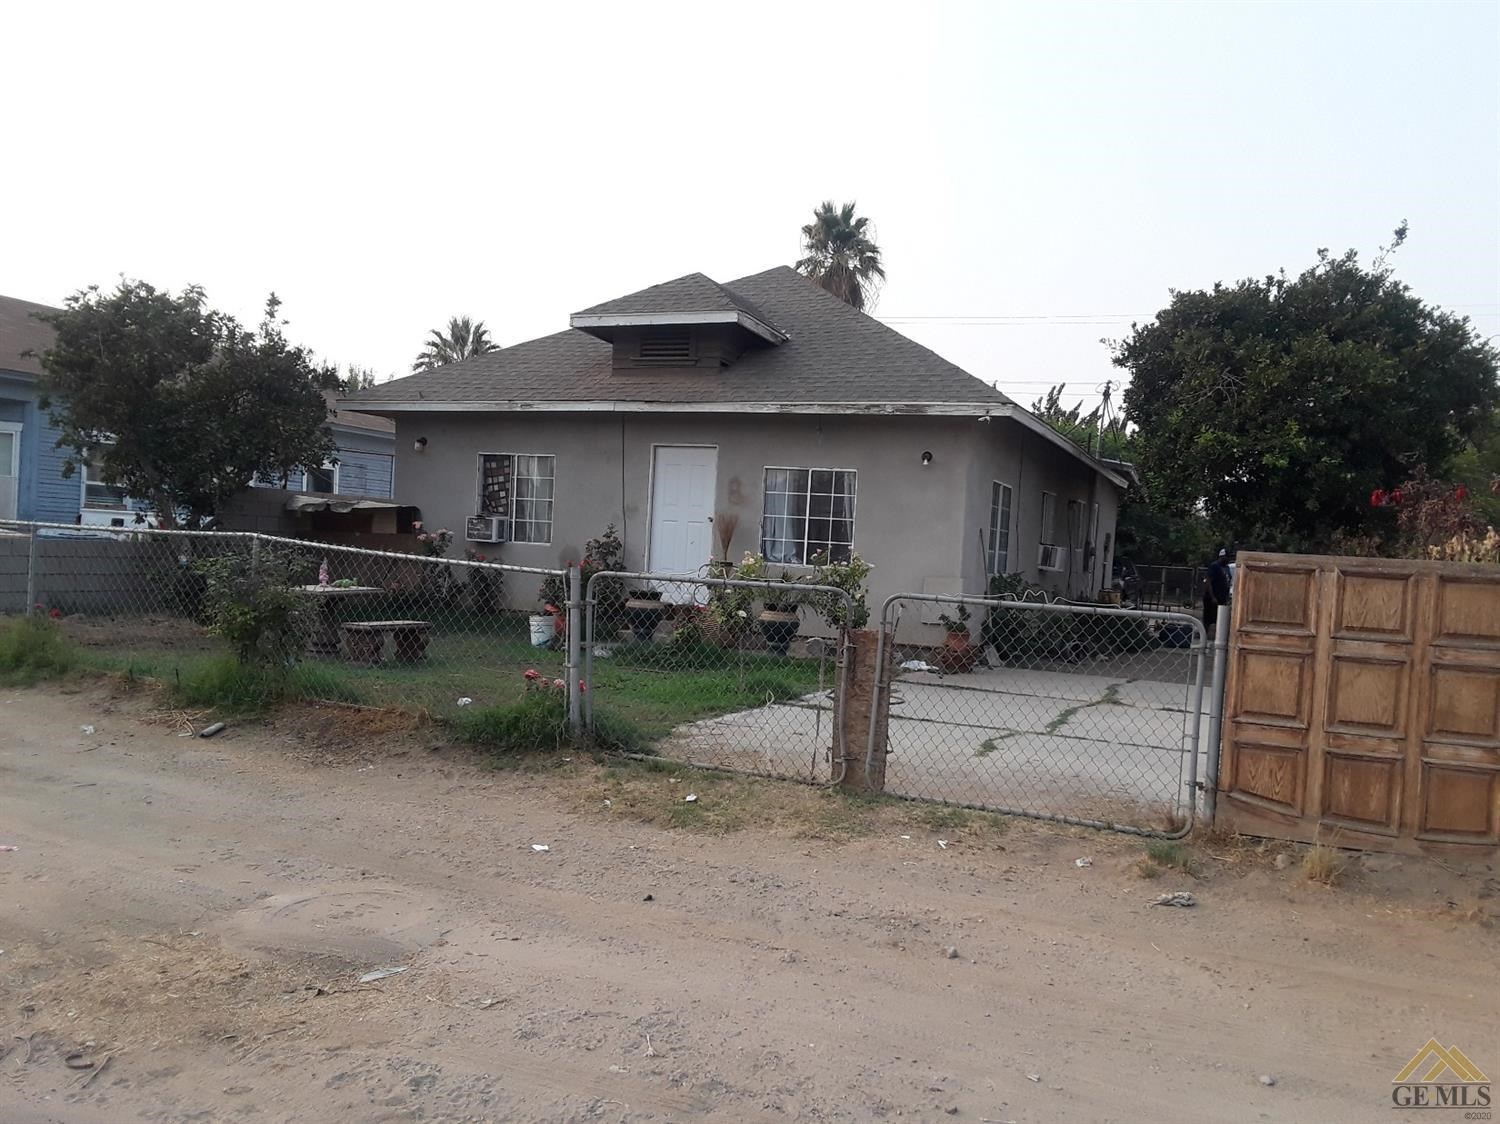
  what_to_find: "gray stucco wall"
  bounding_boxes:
[389,410,1120,619]
[963,423,1122,600]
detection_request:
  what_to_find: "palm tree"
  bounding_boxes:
[411,316,499,372]
[794,201,886,311]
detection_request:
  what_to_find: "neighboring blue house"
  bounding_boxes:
[0,293,395,526]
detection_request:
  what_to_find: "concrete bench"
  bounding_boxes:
[341,620,432,665]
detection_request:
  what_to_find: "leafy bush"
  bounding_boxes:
[809,551,871,630]
[463,547,504,614]
[584,523,626,620]
[0,616,77,684]
[706,558,754,642]
[197,547,314,665]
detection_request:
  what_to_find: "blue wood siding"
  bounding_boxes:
[335,448,394,498]
[2,371,396,518]
[1,373,80,524]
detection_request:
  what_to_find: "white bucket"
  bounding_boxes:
[528,614,554,647]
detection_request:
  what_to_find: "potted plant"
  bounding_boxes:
[936,604,980,673]
[623,587,666,643]
[756,567,802,656]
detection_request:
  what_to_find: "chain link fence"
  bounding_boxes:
[1123,563,1206,612]
[584,571,853,782]
[1,520,570,718]
[870,594,1208,836]
[3,518,1218,837]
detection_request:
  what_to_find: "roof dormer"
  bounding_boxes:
[569,272,787,371]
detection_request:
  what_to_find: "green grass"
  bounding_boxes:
[53,609,830,751]
[0,616,78,685]
[452,689,571,753]
[913,803,975,832]
[171,655,367,714]
[1142,839,1195,873]
[589,645,827,739]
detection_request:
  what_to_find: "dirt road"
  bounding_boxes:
[1,684,1496,1123]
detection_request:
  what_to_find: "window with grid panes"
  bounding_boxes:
[478,453,555,544]
[760,467,856,564]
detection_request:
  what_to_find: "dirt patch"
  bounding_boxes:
[1,683,1497,1123]
[258,699,434,765]
[60,614,219,654]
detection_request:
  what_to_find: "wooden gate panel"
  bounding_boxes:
[1220,553,1500,855]
[1222,560,1319,821]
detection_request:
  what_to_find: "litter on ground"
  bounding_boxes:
[358,966,409,983]
[1152,891,1197,908]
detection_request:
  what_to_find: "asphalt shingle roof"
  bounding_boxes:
[349,266,1015,409]
[0,294,61,378]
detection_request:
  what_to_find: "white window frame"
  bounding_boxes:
[759,465,858,565]
[0,421,20,477]
[300,461,340,495]
[987,480,1013,576]
[79,448,130,512]
[476,451,556,545]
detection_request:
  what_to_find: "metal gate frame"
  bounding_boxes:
[583,570,856,783]
[868,593,1211,838]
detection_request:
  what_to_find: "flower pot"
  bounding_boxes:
[757,609,801,656]
[936,629,980,673]
[624,597,666,643]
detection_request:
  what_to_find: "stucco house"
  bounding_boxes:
[0,293,396,527]
[345,267,1125,617]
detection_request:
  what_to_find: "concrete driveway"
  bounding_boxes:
[659,660,1208,827]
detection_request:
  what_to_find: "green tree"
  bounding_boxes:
[1115,226,1499,549]
[794,201,886,311]
[37,281,336,528]
[1449,407,1500,527]
[412,316,498,372]
[1029,383,1137,459]
[339,364,379,392]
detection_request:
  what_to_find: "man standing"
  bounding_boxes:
[1203,548,1232,634]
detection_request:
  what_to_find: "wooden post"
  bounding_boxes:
[835,627,892,793]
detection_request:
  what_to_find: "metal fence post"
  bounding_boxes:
[566,564,582,736]
[25,529,37,613]
[1203,603,1231,823]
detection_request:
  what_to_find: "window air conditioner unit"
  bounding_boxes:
[466,515,509,544]
[1038,543,1063,571]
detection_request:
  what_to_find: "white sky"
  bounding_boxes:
[4,1,1497,416]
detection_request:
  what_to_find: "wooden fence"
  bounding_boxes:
[1217,552,1499,855]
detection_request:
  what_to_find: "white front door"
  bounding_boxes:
[0,422,20,521]
[647,446,717,587]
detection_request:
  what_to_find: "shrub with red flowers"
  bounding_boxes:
[1377,467,1482,553]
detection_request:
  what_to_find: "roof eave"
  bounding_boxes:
[344,399,1003,416]
[568,310,788,345]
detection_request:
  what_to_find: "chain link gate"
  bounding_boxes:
[868,593,1209,836]
[583,571,855,783]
